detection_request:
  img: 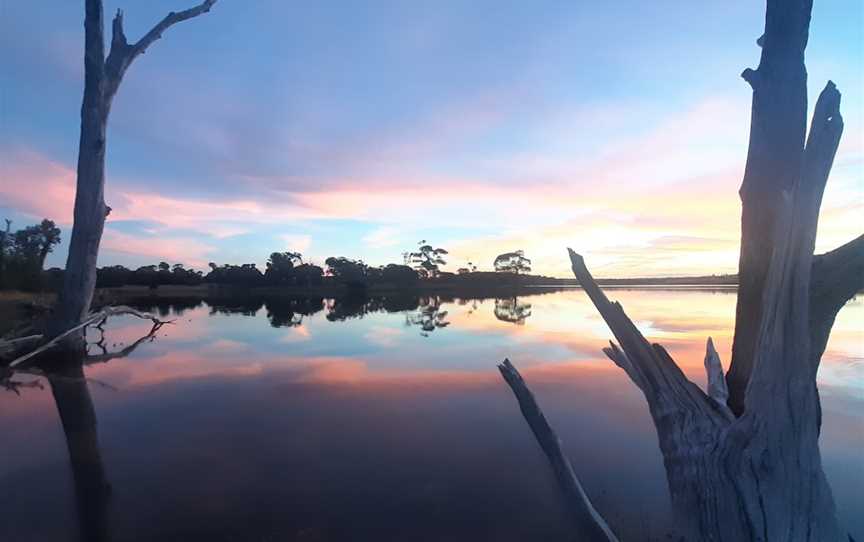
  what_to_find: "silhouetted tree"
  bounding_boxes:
[204,263,263,286]
[95,265,131,287]
[407,240,448,277]
[325,257,369,289]
[0,219,62,291]
[380,264,419,284]
[265,251,304,284]
[494,250,531,274]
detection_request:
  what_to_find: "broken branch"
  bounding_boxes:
[498,359,619,542]
[703,337,730,412]
[8,306,170,368]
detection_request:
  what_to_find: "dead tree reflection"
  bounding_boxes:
[2,311,172,542]
[48,357,112,542]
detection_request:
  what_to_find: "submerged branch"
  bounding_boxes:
[7,306,171,368]
[497,359,619,542]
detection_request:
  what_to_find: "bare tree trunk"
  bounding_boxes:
[500,1,862,540]
[48,0,217,344]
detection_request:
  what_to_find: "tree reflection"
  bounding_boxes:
[405,296,450,337]
[265,297,324,327]
[494,297,533,325]
[47,357,111,542]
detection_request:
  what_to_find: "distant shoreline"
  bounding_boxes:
[86,272,740,301]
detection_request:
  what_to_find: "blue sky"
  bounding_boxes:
[1,0,861,276]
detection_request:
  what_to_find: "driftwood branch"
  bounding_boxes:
[8,306,170,368]
[497,359,619,542]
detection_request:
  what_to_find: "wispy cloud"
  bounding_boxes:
[362,227,400,249]
[280,234,312,254]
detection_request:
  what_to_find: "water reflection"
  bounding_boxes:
[47,359,111,542]
[405,297,451,336]
[1,289,861,541]
[494,296,533,325]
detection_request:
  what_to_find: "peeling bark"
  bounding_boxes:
[49,0,217,344]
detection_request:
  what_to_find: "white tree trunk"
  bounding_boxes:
[48,0,217,343]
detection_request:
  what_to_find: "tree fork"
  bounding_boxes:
[48,0,217,343]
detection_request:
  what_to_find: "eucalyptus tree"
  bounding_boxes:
[407,240,449,277]
[493,250,531,274]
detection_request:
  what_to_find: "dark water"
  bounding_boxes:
[2,290,862,541]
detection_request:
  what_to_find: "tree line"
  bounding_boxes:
[0,224,537,291]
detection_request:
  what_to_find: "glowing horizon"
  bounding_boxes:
[1,1,861,278]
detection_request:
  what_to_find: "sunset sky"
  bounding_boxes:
[1,0,861,277]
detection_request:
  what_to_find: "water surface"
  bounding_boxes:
[2,289,861,541]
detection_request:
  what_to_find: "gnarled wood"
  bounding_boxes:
[497,359,619,542]
[568,248,843,541]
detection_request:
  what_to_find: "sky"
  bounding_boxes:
[0,0,861,277]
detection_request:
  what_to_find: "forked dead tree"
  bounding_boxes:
[48,0,217,344]
[500,1,862,540]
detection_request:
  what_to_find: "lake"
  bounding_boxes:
[1,288,862,541]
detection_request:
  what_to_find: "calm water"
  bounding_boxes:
[2,289,862,541]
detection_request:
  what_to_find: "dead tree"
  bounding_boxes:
[48,0,217,344]
[500,1,862,540]
[724,0,862,416]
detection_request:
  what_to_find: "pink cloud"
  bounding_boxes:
[0,147,76,224]
[2,86,860,278]
[101,230,215,269]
